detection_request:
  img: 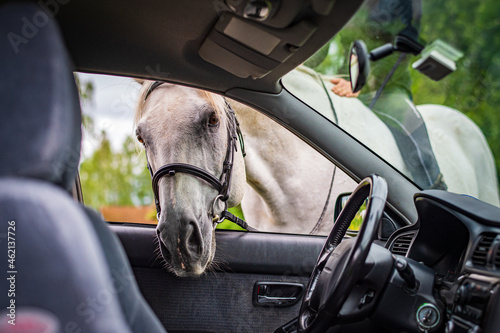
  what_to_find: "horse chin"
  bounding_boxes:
[157,228,214,277]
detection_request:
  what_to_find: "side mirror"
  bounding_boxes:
[349,40,370,93]
[334,192,397,240]
[334,192,366,235]
[334,192,351,221]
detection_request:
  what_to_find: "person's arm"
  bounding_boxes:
[330,78,360,97]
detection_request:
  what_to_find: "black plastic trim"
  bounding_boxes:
[111,224,325,276]
[415,190,500,227]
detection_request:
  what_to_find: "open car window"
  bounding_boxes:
[282,0,500,207]
[77,74,156,224]
[77,73,360,234]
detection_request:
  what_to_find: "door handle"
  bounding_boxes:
[253,282,304,307]
[257,295,298,304]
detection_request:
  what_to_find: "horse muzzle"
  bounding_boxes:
[156,217,212,277]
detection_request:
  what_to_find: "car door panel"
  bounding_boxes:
[111,225,325,332]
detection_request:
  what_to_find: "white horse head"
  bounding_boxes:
[134,81,246,277]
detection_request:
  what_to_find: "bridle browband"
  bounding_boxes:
[142,81,254,230]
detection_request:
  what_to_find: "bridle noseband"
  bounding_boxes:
[142,81,252,229]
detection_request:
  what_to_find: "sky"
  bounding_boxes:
[78,73,141,159]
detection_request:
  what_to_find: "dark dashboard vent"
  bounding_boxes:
[472,233,496,267]
[390,232,415,256]
[494,244,500,269]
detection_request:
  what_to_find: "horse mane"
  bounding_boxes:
[134,81,228,128]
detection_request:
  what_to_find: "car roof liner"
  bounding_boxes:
[0,2,82,191]
[48,0,364,94]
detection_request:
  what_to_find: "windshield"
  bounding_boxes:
[283,0,500,207]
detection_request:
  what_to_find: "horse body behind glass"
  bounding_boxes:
[135,67,499,277]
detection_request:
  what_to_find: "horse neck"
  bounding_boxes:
[233,102,335,228]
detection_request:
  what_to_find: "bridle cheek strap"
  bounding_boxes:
[150,163,225,214]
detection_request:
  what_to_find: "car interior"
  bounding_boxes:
[1,1,500,333]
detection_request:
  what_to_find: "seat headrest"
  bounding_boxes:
[0,3,82,191]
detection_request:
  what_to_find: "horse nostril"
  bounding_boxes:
[186,221,203,259]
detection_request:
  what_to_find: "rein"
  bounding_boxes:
[308,73,338,235]
[142,81,255,231]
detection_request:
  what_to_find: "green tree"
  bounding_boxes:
[411,0,500,179]
[75,73,97,136]
[79,132,152,209]
[76,73,153,211]
[315,0,500,184]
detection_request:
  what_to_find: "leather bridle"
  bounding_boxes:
[141,81,253,229]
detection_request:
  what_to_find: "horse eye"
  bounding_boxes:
[135,131,145,144]
[208,112,219,127]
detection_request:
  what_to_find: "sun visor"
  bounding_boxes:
[199,12,316,79]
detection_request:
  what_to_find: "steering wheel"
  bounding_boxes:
[298,175,388,332]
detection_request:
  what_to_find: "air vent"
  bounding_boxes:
[471,233,496,267]
[390,232,415,256]
[494,247,500,269]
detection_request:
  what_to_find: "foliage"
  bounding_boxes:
[75,73,97,137]
[314,0,500,185]
[80,133,153,209]
[348,203,366,232]
[412,0,500,179]
[75,73,94,102]
[76,74,154,214]
[217,205,246,230]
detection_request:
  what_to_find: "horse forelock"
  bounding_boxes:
[134,81,230,129]
[200,90,226,118]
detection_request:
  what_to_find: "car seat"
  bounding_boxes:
[0,3,166,332]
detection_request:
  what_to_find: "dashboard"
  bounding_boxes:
[386,190,500,333]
